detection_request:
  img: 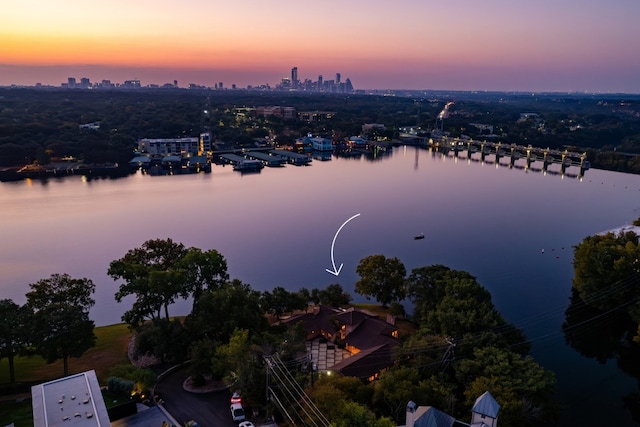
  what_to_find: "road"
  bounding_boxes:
[154,366,237,427]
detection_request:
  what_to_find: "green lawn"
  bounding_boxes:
[0,323,132,386]
[0,399,33,427]
[0,323,133,427]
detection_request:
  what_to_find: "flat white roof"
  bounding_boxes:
[32,370,110,427]
[139,138,198,143]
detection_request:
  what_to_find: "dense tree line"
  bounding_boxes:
[348,258,557,425]
[0,273,96,382]
[2,88,640,174]
[567,220,640,422]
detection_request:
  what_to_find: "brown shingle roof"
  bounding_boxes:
[329,344,394,379]
[282,305,400,353]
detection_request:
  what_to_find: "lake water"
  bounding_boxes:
[2,145,640,425]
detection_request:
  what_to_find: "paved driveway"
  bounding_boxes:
[154,366,237,427]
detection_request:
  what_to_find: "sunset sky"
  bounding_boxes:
[2,0,640,92]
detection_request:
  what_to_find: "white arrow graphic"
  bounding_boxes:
[326,213,361,276]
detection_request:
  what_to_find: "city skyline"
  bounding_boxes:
[2,0,640,93]
[54,66,355,93]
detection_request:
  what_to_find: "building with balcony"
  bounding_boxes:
[138,134,211,156]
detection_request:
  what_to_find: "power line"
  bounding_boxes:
[265,354,330,427]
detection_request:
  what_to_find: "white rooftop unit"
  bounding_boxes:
[32,370,111,427]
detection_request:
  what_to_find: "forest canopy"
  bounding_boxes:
[2,88,640,174]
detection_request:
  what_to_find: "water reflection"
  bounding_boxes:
[562,288,638,364]
[1,145,640,425]
[563,286,640,423]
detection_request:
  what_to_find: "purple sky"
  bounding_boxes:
[2,0,640,92]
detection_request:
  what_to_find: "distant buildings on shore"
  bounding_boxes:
[55,66,356,93]
[276,67,354,93]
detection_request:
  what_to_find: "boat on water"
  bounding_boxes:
[414,233,425,240]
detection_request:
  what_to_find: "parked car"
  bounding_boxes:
[230,403,246,422]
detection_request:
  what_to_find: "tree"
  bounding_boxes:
[108,238,188,326]
[457,347,558,425]
[264,321,307,362]
[177,247,229,311]
[261,286,307,319]
[25,273,96,376]
[310,375,390,427]
[354,255,406,307]
[406,265,529,354]
[107,364,157,396]
[395,333,450,379]
[318,284,352,307]
[0,299,31,384]
[214,328,257,392]
[572,231,640,315]
[133,318,190,364]
[189,339,219,385]
[329,401,395,427]
[185,279,267,343]
[405,265,451,321]
[372,366,423,422]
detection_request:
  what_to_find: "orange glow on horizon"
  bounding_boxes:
[1,0,639,92]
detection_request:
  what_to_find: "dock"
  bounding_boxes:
[219,153,264,171]
[245,151,287,167]
[270,150,312,166]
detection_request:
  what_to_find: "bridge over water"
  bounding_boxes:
[403,135,590,178]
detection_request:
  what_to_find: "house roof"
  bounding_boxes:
[111,406,175,427]
[31,370,111,427]
[189,155,208,163]
[281,305,341,338]
[472,391,500,418]
[283,306,400,350]
[128,156,151,164]
[414,406,456,427]
[282,305,400,378]
[334,308,369,327]
[342,315,399,350]
[329,344,393,379]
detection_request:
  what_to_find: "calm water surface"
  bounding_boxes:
[2,146,640,425]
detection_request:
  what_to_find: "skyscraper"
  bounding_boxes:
[336,73,341,84]
[291,67,298,89]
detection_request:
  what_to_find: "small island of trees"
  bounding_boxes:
[564,218,640,423]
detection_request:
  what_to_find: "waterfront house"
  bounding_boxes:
[348,136,367,146]
[311,136,333,151]
[281,305,400,380]
[294,135,333,151]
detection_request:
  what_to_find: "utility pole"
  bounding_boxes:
[440,337,456,372]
